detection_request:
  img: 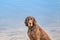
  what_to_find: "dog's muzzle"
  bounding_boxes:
[28,20,33,27]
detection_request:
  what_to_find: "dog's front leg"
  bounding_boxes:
[35,29,41,40]
[28,32,34,40]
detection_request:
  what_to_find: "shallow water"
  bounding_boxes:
[0,19,60,40]
[0,26,60,40]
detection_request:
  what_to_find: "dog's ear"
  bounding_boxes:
[33,18,36,26]
[25,18,28,26]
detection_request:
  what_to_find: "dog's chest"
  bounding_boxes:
[28,29,36,38]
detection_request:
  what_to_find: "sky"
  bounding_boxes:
[0,0,60,29]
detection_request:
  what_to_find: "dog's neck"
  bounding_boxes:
[28,25,36,31]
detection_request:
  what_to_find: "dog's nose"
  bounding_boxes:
[30,23,31,25]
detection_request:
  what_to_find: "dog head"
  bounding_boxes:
[25,16,36,28]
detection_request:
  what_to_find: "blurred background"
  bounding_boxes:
[0,0,60,40]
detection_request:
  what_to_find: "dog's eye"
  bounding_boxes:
[31,18,32,20]
[28,19,29,21]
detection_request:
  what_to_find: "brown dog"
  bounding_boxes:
[25,16,51,40]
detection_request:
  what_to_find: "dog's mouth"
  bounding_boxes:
[28,20,33,27]
[28,23,33,27]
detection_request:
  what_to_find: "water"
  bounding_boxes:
[0,20,60,40]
